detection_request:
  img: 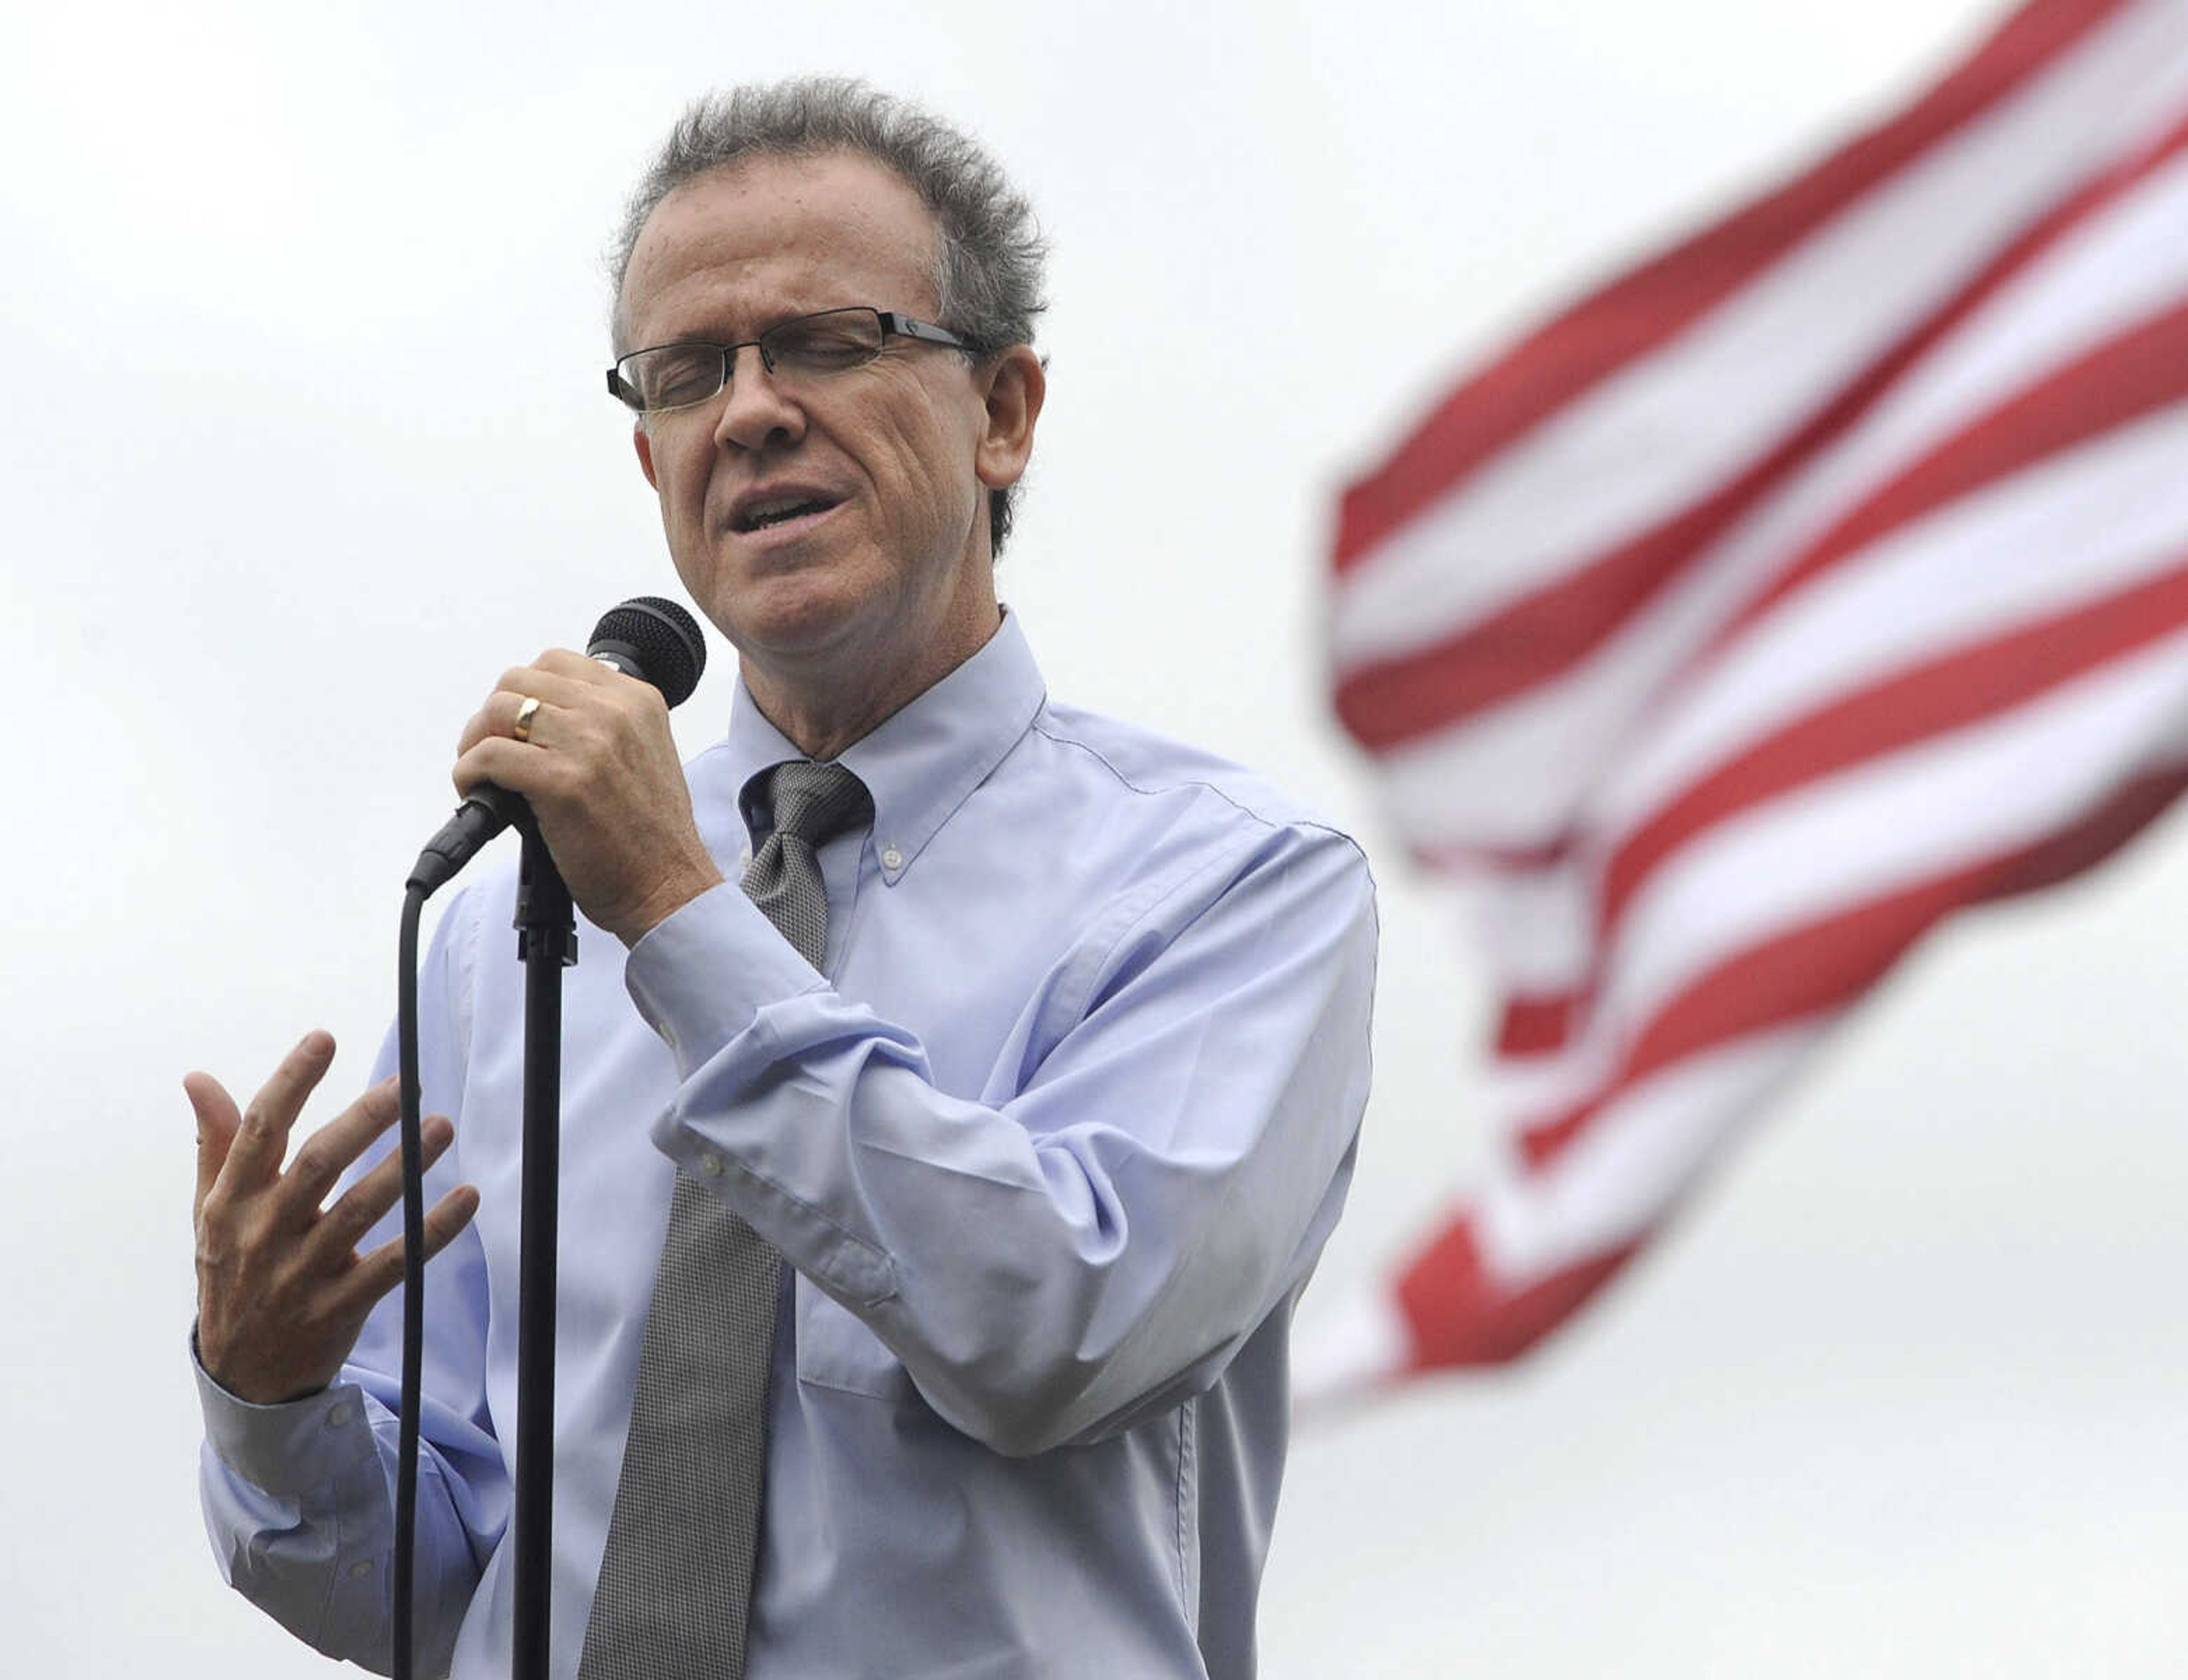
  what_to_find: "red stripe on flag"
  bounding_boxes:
[1330,0,2130,576]
[1332,112,2188,753]
[1496,994,1577,1057]
[1519,759,2188,1167]
[1394,1213,1642,1371]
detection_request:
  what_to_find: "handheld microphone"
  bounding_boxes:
[405,595,708,895]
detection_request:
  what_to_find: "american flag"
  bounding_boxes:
[1309,0,2188,1397]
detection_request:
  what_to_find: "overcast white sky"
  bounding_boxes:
[6,1,2185,1673]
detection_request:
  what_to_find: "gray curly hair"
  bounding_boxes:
[611,78,1049,555]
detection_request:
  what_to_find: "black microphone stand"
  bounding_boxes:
[512,818,577,1680]
[397,596,705,1678]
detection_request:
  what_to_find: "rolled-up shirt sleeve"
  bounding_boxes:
[625,817,1376,1458]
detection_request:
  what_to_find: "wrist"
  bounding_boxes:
[192,1323,331,1407]
[611,859,727,948]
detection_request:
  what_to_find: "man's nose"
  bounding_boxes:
[713,342,807,452]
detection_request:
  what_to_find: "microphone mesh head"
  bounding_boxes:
[589,596,708,707]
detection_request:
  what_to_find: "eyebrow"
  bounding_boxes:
[642,304,859,349]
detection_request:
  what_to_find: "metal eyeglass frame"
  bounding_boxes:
[605,306,970,413]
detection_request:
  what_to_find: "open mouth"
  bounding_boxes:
[733,493,843,534]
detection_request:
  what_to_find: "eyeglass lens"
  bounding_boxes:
[619,309,888,411]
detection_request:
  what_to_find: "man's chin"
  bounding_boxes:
[723,583,889,671]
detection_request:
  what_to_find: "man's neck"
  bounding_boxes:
[745,605,1005,761]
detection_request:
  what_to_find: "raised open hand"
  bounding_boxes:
[189,1031,479,1405]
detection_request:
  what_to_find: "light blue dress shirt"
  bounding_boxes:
[197,612,1377,1678]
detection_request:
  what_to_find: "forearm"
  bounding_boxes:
[629,829,1378,1452]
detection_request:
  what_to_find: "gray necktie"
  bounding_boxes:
[578,759,872,1680]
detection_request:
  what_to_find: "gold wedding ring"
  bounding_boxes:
[512,695,542,744]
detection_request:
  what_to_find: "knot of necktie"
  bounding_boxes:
[752,759,873,851]
[739,760,873,969]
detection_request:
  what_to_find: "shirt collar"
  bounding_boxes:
[709,610,1047,884]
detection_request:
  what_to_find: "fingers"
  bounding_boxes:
[455,680,565,760]
[454,733,556,806]
[454,652,639,759]
[529,646,645,689]
[451,682,587,800]
[216,1031,336,1198]
[185,1071,242,1219]
[307,1112,456,1261]
[280,1076,402,1214]
[346,1181,483,1315]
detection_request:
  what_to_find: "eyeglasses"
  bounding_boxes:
[606,307,971,414]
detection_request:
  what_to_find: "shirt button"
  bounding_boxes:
[880,845,904,871]
[348,1560,374,1580]
[326,1402,354,1429]
[738,844,753,868]
[697,1152,724,1178]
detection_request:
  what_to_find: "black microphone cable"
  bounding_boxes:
[387,596,706,1679]
[394,882,428,1680]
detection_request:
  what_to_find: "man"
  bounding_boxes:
[190,79,1375,1678]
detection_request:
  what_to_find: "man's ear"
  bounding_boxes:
[974,345,1046,492]
[633,422,660,490]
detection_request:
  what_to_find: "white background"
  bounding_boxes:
[5,1,2183,1673]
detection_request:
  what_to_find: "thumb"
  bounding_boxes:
[184,1071,242,1217]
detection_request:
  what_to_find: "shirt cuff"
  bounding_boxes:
[191,1330,378,1496]
[623,878,827,1079]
